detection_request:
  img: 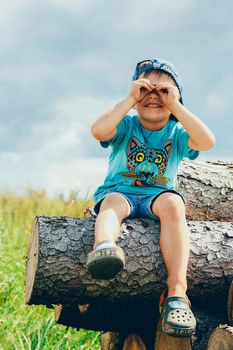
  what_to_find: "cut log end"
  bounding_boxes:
[101,332,119,350]
[25,217,39,305]
[100,332,146,350]
[207,325,233,350]
[54,304,63,322]
[155,321,192,350]
[122,334,147,350]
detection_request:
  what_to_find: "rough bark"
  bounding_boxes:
[26,216,233,308]
[176,160,233,221]
[207,324,233,350]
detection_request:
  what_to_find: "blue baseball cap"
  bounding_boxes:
[132,58,183,98]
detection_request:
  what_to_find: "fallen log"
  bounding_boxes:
[25,159,233,349]
[177,160,233,221]
[25,215,233,330]
[25,216,232,308]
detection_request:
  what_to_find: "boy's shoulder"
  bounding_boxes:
[120,114,138,128]
[167,119,185,133]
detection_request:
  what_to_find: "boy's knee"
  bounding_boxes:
[152,193,185,220]
[99,193,131,219]
[101,193,125,207]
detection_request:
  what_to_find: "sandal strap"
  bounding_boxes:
[87,245,125,264]
[159,288,191,314]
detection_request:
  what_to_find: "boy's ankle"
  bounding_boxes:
[167,278,187,298]
[93,239,116,250]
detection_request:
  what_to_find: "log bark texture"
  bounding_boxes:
[26,216,233,308]
[175,160,232,221]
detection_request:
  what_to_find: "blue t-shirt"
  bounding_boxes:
[94,115,199,204]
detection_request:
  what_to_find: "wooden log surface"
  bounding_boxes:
[155,321,192,350]
[25,160,233,349]
[99,326,192,350]
[26,216,233,307]
[177,160,233,221]
[207,324,233,350]
[101,333,147,350]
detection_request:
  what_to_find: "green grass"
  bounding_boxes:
[0,190,101,349]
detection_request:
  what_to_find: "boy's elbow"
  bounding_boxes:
[206,134,216,150]
[90,124,100,139]
[201,135,216,151]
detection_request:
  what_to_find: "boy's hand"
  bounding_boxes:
[154,83,181,109]
[128,79,155,105]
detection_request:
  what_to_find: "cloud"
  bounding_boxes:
[0,148,108,199]
[44,157,108,198]
[0,0,232,198]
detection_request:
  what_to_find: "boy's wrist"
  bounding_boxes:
[167,100,183,116]
[126,95,138,107]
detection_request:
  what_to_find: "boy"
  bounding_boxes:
[86,58,215,337]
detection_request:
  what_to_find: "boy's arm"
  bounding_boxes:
[155,83,216,151]
[91,96,136,141]
[169,102,216,151]
[91,78,155,141]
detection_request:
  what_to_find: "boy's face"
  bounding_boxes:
[135,71,178,124]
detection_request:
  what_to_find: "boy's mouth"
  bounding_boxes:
[144,103,163,108]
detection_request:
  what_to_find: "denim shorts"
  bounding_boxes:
[93,189,184,220]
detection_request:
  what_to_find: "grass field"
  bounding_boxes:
[0,190,101,349]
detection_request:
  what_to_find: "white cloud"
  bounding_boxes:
[0,149,108,200]
[45,157,108,198]
[0,0,232,198]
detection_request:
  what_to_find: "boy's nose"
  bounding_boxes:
[148,89,160,98]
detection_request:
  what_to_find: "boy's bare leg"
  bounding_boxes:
[151,192,190,298]
[94,193,131,249]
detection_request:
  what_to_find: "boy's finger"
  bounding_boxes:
[137,79,155,89]
[155,83,178,92]
[136,82,153,91]
[154,82,174,87]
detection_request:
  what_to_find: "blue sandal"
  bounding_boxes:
[159,289,196,337]
[86,240,125,280]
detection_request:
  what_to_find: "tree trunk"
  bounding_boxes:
[176,160,233,221]
[25,216,233,309]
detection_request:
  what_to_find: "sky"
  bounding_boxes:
[0,0,232,199]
